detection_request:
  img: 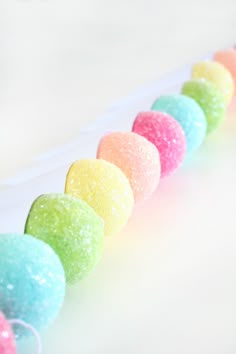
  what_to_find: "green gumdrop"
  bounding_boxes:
[182,79,226,133]
[25,193,104,284]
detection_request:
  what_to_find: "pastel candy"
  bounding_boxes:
[151,94,207,155]
[97,132,161,203]
[0,312,16,354]
[192,61,234,104]
[25,193,104,284]
[182,79,226,133]
[132,111,187,178]
[65,159,134,236]
[0,234,65,338]
[214,49,236,88]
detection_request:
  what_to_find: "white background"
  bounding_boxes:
[0,0,235,179]
[1,1,236,354]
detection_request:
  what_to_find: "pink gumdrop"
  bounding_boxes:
[97,131,161,203]
[0,312,16,354]
[214,49,236,88]
[132,111,187,178]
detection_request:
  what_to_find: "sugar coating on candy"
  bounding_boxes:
[192,61,234,104]
[151,94,207,155]
[0,234,65,338]
[65,159,134,236]
[214,49,236,89]
[0,312,16,354]
[132,111,187,178]
[97,132,161,203]
[25,194,104,284]
[182,79,226,134]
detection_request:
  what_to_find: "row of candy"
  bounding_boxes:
[0,48,236,352]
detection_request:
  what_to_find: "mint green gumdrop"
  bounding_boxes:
[25,193,104,284]
[182,79,226,134]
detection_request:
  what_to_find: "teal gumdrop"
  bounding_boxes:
[182,79,226,133]
[151,94,207,155]
[0,233,65,338]
[25,193,104,284]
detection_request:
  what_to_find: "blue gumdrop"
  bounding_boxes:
[0,234,65,338]
[151,94,207,155]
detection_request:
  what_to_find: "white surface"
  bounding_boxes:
[1,1,236,353]
[16,98,236,354]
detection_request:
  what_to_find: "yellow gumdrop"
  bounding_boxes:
[192,61,234,104]
[65,159,134,236]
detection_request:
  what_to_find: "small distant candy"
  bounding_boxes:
[182,79,226,134]
[132,111,187,178]
[214,49,236,87]
[25,194,104,284]
[65,159,134,236]
[151,94,207,155]
[0,312,16,354]
[192,61,234,104]
[97,132,161,203]
[0,234,65,338]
